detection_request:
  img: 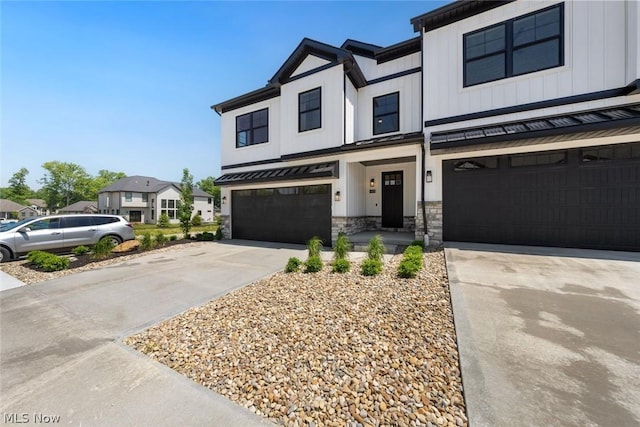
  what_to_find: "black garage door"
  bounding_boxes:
[232,184,332,245]
[443,142,640,251]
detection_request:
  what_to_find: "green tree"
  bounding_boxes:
[87,170,126,200]
[7,167,32,204]
[196,176,221,209]
[178,168,194,238]
[39,161,91,210]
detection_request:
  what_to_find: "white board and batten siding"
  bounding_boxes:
[280,64,345,156]
[290,55,332,78]
[423,0,632,124]
[220,97,281,167]
[354,52,420,82]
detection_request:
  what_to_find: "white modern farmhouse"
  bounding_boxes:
[214,0,640,251]
[98,175,215,224]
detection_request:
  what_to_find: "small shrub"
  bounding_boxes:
[169,234,178,241]
[27,251,69,272]
[285,257,303,273]
[304,256,323,273]
[154,232,168,247]
[140,232,156,251]
[201,231,214,241]
[72,246,90,256]
[333,233,350,260]
[191,214,202,227]
[366,235,385,262]
[410,240,425,250]
[307,236,323,258]
[193,232,203,241]
[92,237,115,259]
[361,258,382,276]
[332,258,351,273]
[157,213,170,228]
[215,227,223,240]
[397,245,424,278]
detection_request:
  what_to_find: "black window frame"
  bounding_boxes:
[236,108,269,148]
[373,92,400,135]
[298,87,321,132]
[463,3,564,87]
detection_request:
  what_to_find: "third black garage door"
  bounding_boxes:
[232,184,331,245]
[443,142,640,251]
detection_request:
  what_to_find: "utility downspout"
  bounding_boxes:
[420,32,429,246]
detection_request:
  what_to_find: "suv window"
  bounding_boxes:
[93,216,120,225]
[27,218,62,231]
[62,216,95,228]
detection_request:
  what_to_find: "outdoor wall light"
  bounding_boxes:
[369,178,375,188]
[334,191,341,202]
[426,170,433,183]
[222,196,227,204]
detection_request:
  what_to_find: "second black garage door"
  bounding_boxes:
[443,142,640,251]
[232,184,331,245]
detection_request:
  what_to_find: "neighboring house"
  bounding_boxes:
[213,0,640,252]
[97,176,214,224]
[26,199,48,216]
[412,0,640,251]
[213,37,424,245]
[0,199,26,219]
[58,201,98,214]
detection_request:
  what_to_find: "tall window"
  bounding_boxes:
[464,4,563,87]
[299,87,321,132]
[236,108,268,148]
[125,192,132,202]
[373,92,399,135]
[142,193,148,202]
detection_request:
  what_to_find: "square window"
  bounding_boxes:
[299,87,321,132]
[373,92,399,135]
[236,108,269,148]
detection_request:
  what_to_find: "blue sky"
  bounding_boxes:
[1,1,445,190]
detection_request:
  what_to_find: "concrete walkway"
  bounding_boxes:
[1,240,306,426]
[445,243,640,427]
[0,270,26,291]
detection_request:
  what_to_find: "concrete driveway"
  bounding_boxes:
[1,240,306,426]
[445,243,640,427]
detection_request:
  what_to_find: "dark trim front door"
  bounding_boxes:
[382,171,403,228]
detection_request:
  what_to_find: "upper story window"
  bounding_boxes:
[299,87,321,132]
[373,92,399,135]
[236,108,268,148]
[142,193,148,202]
[464,3,563,87]
[125,192,132,202]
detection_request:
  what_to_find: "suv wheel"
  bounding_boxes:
[102,236,122,247]
[0,247,11,263]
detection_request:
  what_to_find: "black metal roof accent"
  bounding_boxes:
[430,103,640,150]
[341,39,381,59]
[215,161,339,187]
[375,37,421,64]
[211,86,280,115]
[411,0,515,33]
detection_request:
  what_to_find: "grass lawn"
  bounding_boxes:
[133,223,218,237]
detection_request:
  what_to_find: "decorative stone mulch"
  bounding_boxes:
[126,250,467,427]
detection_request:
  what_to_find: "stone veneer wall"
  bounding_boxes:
[331,216,417,245]
[415,201,443,247]
[220,215,231,239]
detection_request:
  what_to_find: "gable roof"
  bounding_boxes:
[98,175,213,198]
[58,201,98,213]
[26,198,47,208]
[0,199,27,213]
[213,35,420,115]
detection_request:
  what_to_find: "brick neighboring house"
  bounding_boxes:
[58,201,98,214]
[97,176,214,224]
[212,0,640,251]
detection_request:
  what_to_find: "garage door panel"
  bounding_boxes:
[443,143,640,251]
[232,185,331,245]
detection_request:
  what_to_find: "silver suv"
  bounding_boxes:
[0,214,135,262]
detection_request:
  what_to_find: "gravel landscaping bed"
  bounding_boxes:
[126,250,467,427]
[0,240,203,285]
